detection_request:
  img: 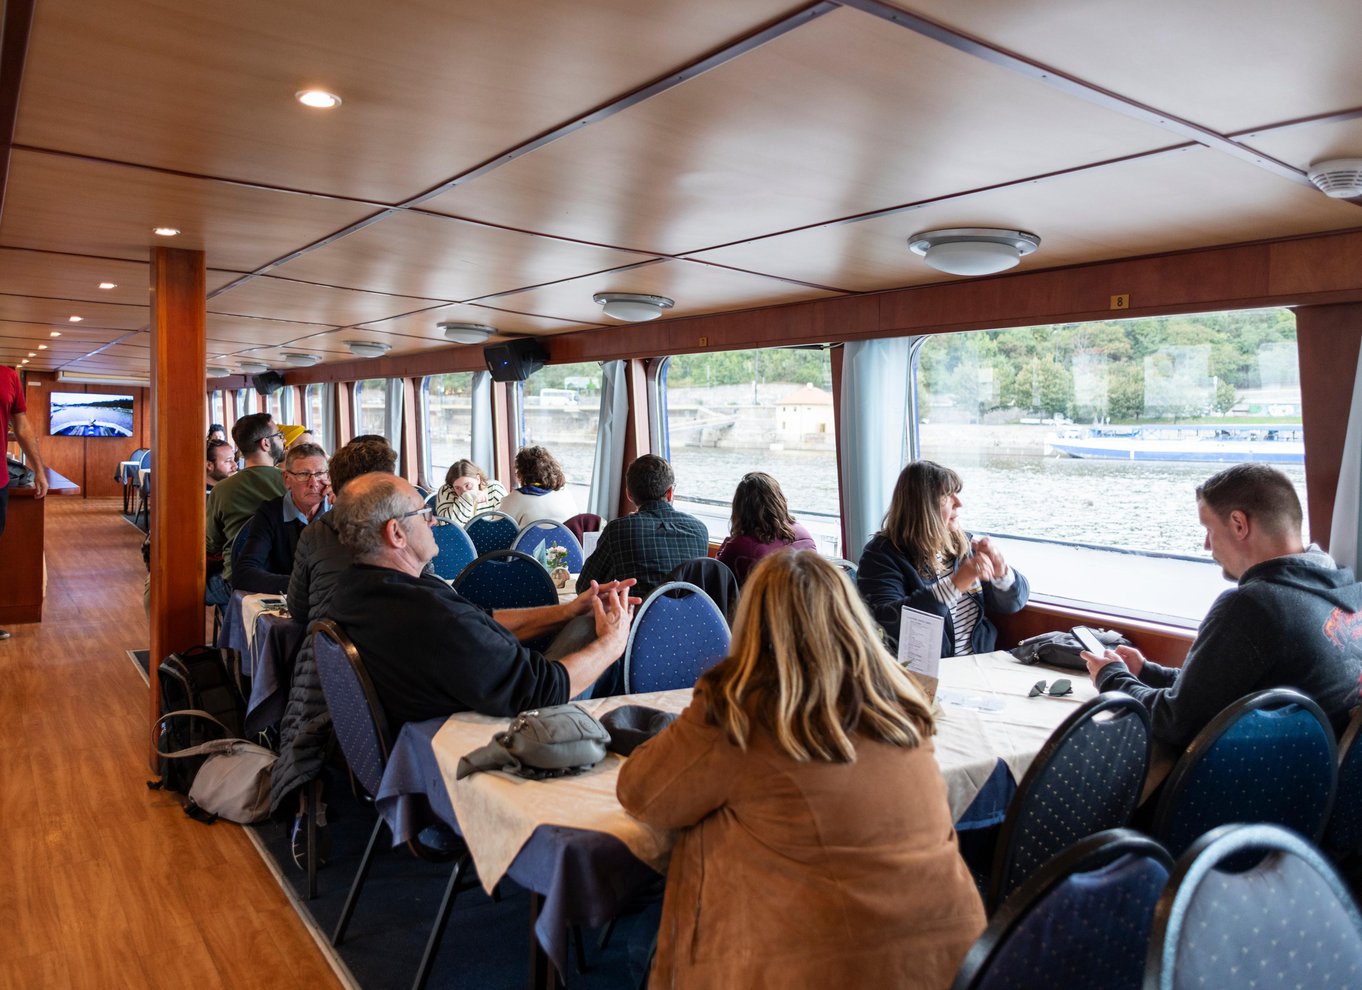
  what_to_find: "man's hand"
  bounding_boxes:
[566,578,641,618]
[32,470,48,499]
[1082,644,1144,684]
[591,582,635,655]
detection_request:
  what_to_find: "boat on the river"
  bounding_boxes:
[1045,424,1304,464]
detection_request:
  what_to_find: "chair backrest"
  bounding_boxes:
[429,521,479,581]
[954,829,1172,990]
[988,692,1152,908]
[1324,706,1362,857]
[665,557,739,626]
[423,489,439,508]
[562,512,603,543]
[464,510,520,556]
[454,549,559,611]
[136,448,152,469]
[1151,688,1337,858]
[309,618,391,799]
[825,556,857,580]
[513,519,585,573]
[623,582,731,693]
[1146,823,1362,990]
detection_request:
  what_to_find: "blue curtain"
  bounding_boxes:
[588,361,629,520]
[1329,348,1362,569]
[839,338,911,563]
[469,371,493,474]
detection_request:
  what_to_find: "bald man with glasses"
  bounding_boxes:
[329,473,636,728]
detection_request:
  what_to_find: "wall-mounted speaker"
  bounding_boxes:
[251,370,285,395]
[484,337,548,382]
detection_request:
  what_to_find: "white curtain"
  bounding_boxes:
[839,338,911,563]
[469,371,493,473]
[384,378,404,465]
[588,361,629,520]
[1329,347,1362,569]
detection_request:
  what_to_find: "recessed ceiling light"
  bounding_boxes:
[296,89,342,109]
[20,359,28,365]
[98,282,117,290]
[68,315,82,322]
[27,352,35,357]
[49,331,61,337]
[37,345,47,350]
[439,322,497,344]
[152,227,180,237]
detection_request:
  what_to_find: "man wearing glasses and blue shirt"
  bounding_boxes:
[233,442,332,593]
[329,473,637,729]
[205,412,286,604]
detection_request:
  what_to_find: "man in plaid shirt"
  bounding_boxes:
[576,454,710,601]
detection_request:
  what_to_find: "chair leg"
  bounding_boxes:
[332,817,385,946]
[412,850,470,990]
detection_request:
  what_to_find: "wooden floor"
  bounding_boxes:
[0,497,343,990]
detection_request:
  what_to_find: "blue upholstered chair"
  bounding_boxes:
[953,829,1172,990]
[623,582,731,693]
[422,489,438,508]
[513,518,585,573]
[429,521,478,581]
[464,510,520,556]
[1323,705,1362,860]
[665,557,738,626]
[825,557,858,580]
[454,549,558,611]
[1145,823,1362,990]
[1151,688,1337,859]
[310,619,475,990]
[987,692,1151,909]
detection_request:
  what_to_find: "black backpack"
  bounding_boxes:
[150,646,247,795]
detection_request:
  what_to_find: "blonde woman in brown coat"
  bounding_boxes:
[618,550,985,989]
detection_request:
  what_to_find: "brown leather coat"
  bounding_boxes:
[618,686,985,989]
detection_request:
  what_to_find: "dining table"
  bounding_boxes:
[217,589,306,733]
[373,649,1097,985]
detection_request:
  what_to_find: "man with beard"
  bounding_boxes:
[205,413,285,603]
[205,437,237,494]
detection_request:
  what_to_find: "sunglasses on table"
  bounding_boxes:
[1029,678,1074,698]
[392,506,450,527]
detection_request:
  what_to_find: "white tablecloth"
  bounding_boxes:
[428,650,1094,893]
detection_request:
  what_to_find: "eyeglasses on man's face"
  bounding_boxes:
[286,469,329,482]
[391,505,449,527]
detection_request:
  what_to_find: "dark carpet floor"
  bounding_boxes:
[248,772,659,989]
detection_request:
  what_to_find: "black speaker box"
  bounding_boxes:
[251,370,285,395]
[484,337,549,382]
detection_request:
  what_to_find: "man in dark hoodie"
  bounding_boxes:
[1084,463,1362,750]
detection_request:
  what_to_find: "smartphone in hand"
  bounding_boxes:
[1071,625,1107,656]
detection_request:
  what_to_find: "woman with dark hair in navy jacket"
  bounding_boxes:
[857,460,1028,657]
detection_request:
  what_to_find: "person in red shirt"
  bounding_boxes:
[1,365,48,640]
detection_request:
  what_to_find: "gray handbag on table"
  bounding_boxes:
[456,703,611,781]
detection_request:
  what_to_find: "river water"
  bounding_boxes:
[540,424,1309,562]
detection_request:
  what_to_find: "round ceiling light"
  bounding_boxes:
[1307,158,1362,198]
[345,340,391,358]
[439,322,497,344]
[152,227,180,237]
[296,89,342,109]
[593,292,674,322]
[238,361,270,374]
[283,352,322,367]
[207,366,231,378]
[907,228,1041,276]
[98,282,117,290]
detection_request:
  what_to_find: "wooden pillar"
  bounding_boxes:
[149,247,207,768]
[1296,303,1362,550]
[335,382,354,447]
[491,381,517,486]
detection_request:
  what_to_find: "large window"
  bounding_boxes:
[303,383,335,454]
[354,378,401,463]
[423,373,475,486]
[912,308,1305,621]
[663,346,840,554]
[521,362,602,506]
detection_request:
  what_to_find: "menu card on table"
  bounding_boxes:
[898,606,944,701]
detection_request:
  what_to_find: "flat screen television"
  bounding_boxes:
[48,391,135,438]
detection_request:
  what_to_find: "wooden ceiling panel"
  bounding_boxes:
[0,295,147,332]
[690,148,1362,292]
[16,0,805,205]
[270,210,655,301]
[357,303,596,341]
[483,259,840,327]
[0,251,152,308]
[0,322,129,347]
[1238,118,1362,174]
[420,7,1177,256]
[898,0,1362,135]
[207,276,443,327]
[0,152,375,273]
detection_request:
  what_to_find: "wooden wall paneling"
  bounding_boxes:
[21,373,81,490]
[992,601,1195,667]
[82,383,149,498]
[1294,302,1362,551]
[148,246,207,768]
[335,381,353,448]
[491,380,517,488]
[398,376,419,482]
